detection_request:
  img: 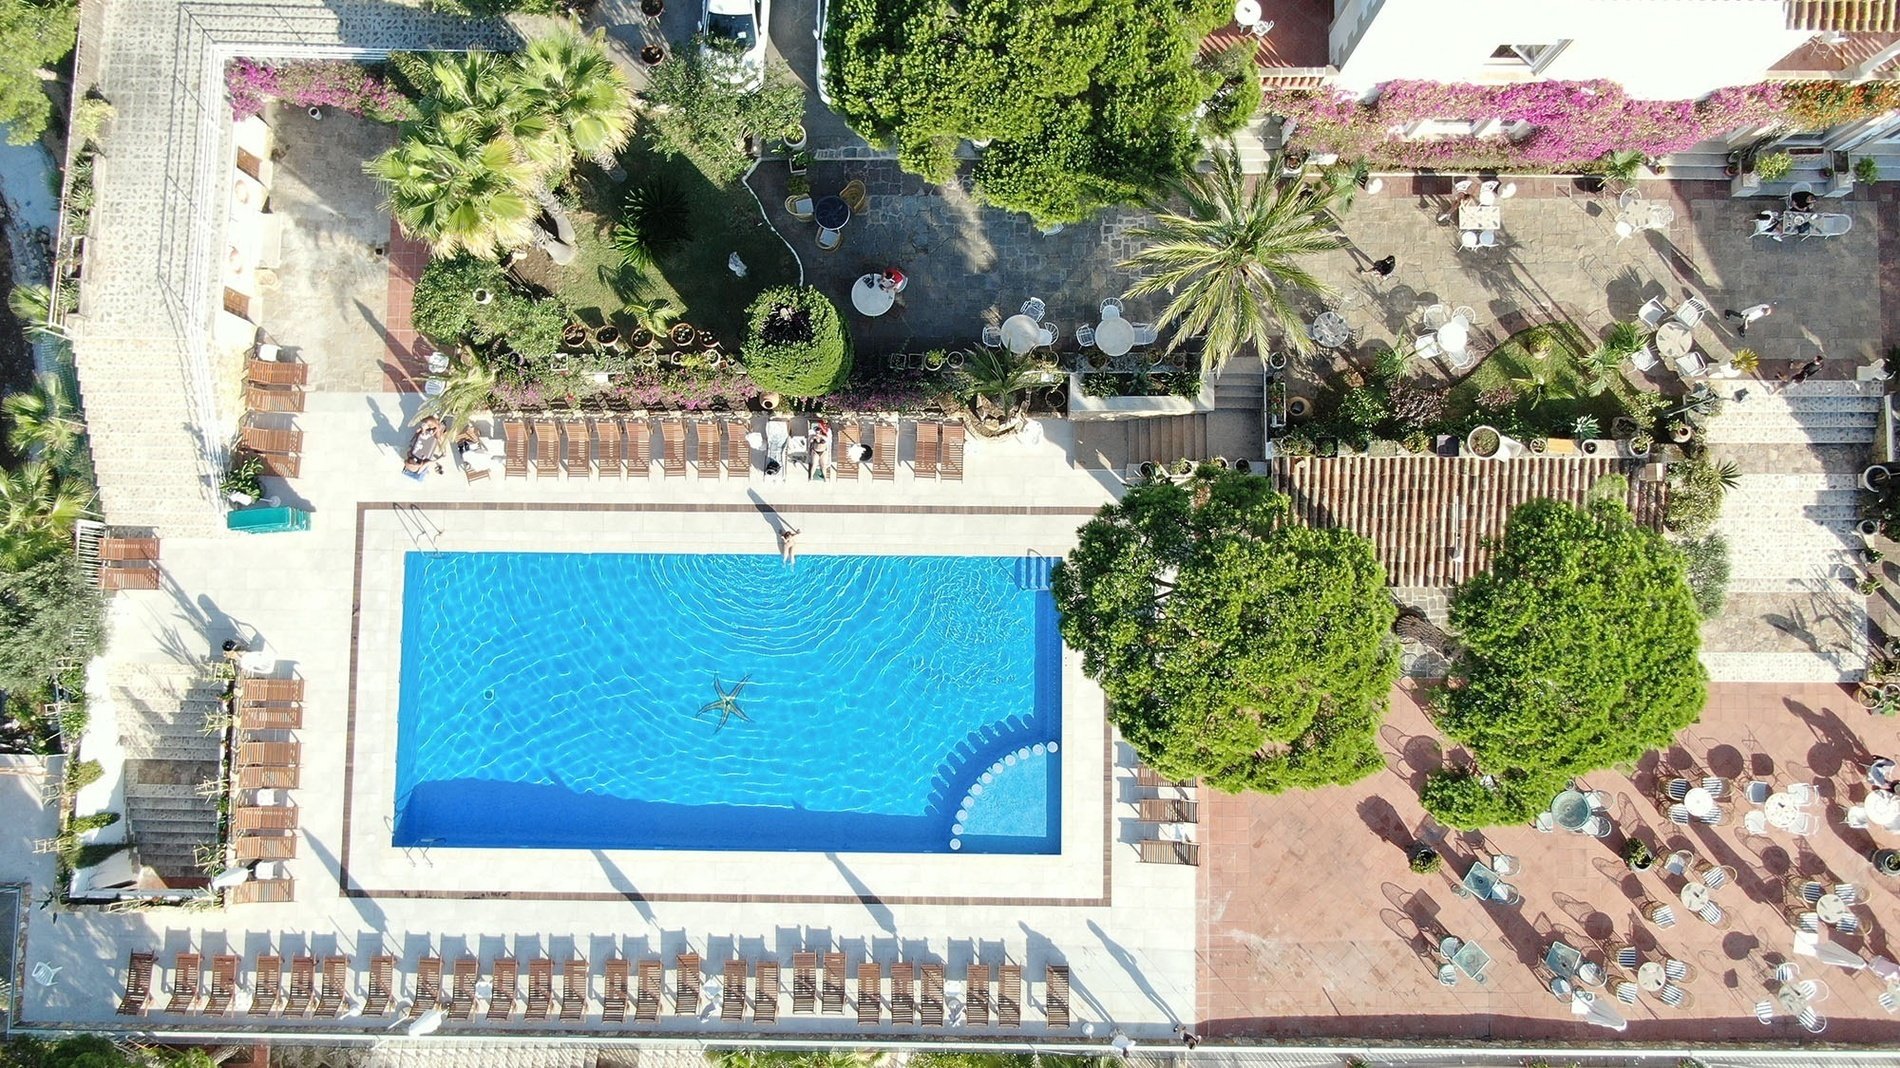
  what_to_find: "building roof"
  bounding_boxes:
[1788,0,1899,32]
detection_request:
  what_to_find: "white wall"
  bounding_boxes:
[1334,0,1811,101]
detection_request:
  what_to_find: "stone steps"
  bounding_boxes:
[1124,415,1210,466]
[1700,383,1882,446]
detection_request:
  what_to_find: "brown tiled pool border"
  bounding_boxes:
[340,500,1112,905]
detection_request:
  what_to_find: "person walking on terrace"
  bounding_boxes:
[1724,302,1773,336]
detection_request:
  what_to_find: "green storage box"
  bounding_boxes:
[225,506,311,534]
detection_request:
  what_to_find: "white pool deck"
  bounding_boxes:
[14,395,1198,1041]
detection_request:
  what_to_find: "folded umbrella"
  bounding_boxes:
[1795,930,1868,971]
[1573,991,1628,1032]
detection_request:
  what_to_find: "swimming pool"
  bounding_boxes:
[392,552,1062,853]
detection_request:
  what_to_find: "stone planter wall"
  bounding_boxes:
[1067,373,1216,422]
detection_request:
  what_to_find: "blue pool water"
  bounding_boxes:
[392,552,1062,853]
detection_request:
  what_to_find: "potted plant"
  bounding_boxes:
[784,122,808,152]
[1732,347,1759,375]
[220,453,265,506]
[1860,575,1883,596]
[1265,350,1288,372]
[1862,545,1884,565]
[760,391,781,411]
[1628,431,1654,458]
[789,151,811,176]
[1753,151,1795,184]
[1861,517,1883,538]
[640,43,666,66]
[1581,440,1602,456]
[640,0,662,14]
[1529,437,1548,454]
[669,321,698,348]
[1856,156,1881,186]
[1622,838,1654,873]
[1279,147,1309,178]
[1408,844,1441,875]
[473,287,495,305]
[1287,396,1311,420]
[562,322,589,349]
[1874,848,1900,876]
[1669,421,1693,444]
[1137,461,1160,481]
[1466,426,1503,459]
[1864,464,1891,494]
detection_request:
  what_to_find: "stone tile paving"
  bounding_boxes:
[1200,680,1900,1044]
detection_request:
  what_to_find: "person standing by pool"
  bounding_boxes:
[779,524,799,567]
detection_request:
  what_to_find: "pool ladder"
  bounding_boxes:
[393,503,443,554]
[1016,552,1055,591]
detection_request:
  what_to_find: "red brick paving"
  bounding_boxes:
[1198,681,1900,1043]
[383,221,432,393]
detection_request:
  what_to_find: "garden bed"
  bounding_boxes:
[1069,371,1213,421]
[1444,322,1634,440]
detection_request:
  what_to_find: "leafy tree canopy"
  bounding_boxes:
[825,0,1236,225]
[0,0,77,146]
[1,1036,215,1068]
[1052,468,1399,792]
[642,39,806,184]
[740,286,851,397]
[1424,498,1706,828]
[0,554,101,710]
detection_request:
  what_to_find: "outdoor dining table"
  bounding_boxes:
[1866,789,1900,829]
[1617,199,1676,232]
[1636,961,1667,992]
[1817,893,1852,926]
[850,274,896,317]
[814,196,850,231]
[1680,882,1712,912]
[1436,315,1471,356]
[1001,314,1042,355]
[1461,860,1502,901]
[1094,315,1136,357]
[1684,786,1720,819]
[1545,941,1584,982]
[1309,311,1350,349]
[1459,203,1501,231]
[1654,321,1693,360]
[1766,791,1802,828]
[1450,940,1491,981]
[1550,789,1593,832]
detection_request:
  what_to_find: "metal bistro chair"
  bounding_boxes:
[1459,230,1479,251]
[1037,322,1059,348]
[1663,849,1693,877]
[1021,297,1048,322]
[981,325,1003,349]
[1606,941,1640,973]
[1100,297,1125,317]
[1835,883,1860,906]
[1615,982,1639,1005]
[1667,803,1693,825]
[1754,999,1775,1025]
[1076,324,1096,349]
[1664,777,1693,802]
[1675,297,1710,329]
[1701,777,1730,800]
[1664,958,1694,984]
[1744,779,1771,805]
[1638,296,1669,330]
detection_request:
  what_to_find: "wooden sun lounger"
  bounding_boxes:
[363,955,394,1016]
[1139,797,1199,823]
[237,677,303,706]
[203,954,237,1016]
[449,957,477,1020]
[723,416,750,475]
[593,418,625,477]
[792,951,817,1013]
[626,418,652,477]
[602,958,630,1023]
[235,833,297,862]
[561,958,588,1022]
[675,952,701,1015]
[835,422,864,478]
[941,422,965,480]
[913,420,940,478]
[240,426,302,456]
[525,958,553,1020]
[694,421,720,477]
[822,952,846,1013]
[872,423,897,480]
[531,419,560,476]
[229,877,294,903]
[239,704,302,730]
[118,951,155,1016]
[856,962,880,1025]
[284,955,315,1016]
[1139,838,1200,865]
[721,959,746,1021]
[1045,964,1070,1029]
[755,959,779,1023]
[236,766,298,790]
[247,955,279,1016]
[890,962,916,1025]
[99,537,160,562]
[237,740,299,767]
[247,358,309,386]
[102,567,163,591]
[245,384,304,413]
[314,956,348,1018]
[660,418,687,476]
[503,417,530,478]
[920,964,945,1026]
[409,957,440,1018]
[998,964,1022,1027]
[1136,766,1192,788]
[487,957,517,1021]
[635,959,662,1022]
[254,449,300,478]
[965,964,992,1025]
[562,421,592,475]
[162,953,200,1013]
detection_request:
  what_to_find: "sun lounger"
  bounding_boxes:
[284,955,315,1016]
[240,426,302,457]
[118,951,155,1015]
[835,421,864,478]
[755,960,779,1023]
[822,953,846,1013]
[723,416,750,476]
[694,421,720,477]
[890,963,916,1025]
[246,954,279,1016]
[1139,838,1200,865]
[235,833,297,862]
[253,449,300,478]
[764,419,791,481]
[920,964,945,1026]
[239,703,301,730]
[792,951,817,1013]
[502,417,529,478]
[237,740,299,767]
[405,957,438,1018]
[660,418,687,477]
[525,958,553,1020]
[856,962,880,1024]
[232,805,298,833]
[531,419,559,476]
[364,955,394,1016]
[634,959,662,1022]
[965,964,992,1025]
[245,384,304,413]
[561,420,592,475]
[1136,765,1191,789]
[626,418,652,476]
[247,358,308,386]
[998,964,1021,1027]
[1045,964,1070,1029]
[100,566,162,591]
[161,953,199,1013]
[448,957,477,1019]
[99,536,159,562]
[913,420,940,478]
[204,954,237,1016]
[722,959,746,1021]
[1139,797,1198,823]
[873,422,897,480]
[941,422,965,480]
[487,957,517,1021]
[602,958,630,1023]
[675,952,701,1015]
[237,677,302,706]
[314,956,348,1018]
[593,418,624,477]
[236,766,298,790]
[229,877,294,903]
[561,957,588,1021]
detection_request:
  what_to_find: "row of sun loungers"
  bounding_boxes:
[494,416,965,481]
[1135,764,1202,866]
[96,535,162,591]
[118,949,1067,1028]
[228,685,300,903]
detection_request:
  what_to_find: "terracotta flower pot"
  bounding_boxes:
[670,322,697,348]
[640,44,666,66]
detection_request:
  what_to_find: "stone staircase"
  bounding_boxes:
[1701,384,1883,445]
[1122,415,1211,467]
[104,662,224,882]
[122,772,220,881]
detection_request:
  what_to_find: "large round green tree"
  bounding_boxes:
[1422,497,1706,828]
[1052,468,1399,792]
[740,287,851,398]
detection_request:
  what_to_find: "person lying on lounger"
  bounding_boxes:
[403,416,445,477]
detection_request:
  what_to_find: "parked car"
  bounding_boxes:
[700,0,770,91]
[812,0,832,105]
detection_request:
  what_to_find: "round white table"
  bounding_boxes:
[1094,316,1135,357]
[1766,792,1800,828]
[1655,321,1693,360]
[1437,316,1470,354]
[1684,786,1718,818]
[1637,961,1666,992]
[1309,312,1349,348]
[1233,0,1261,23]
[1001,314,1042,355]
[1866,789,1900,828]
[1817,894,1850,926]
[1680,883,1711,911]
[850,274,895,317]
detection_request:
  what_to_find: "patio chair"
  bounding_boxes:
[285,955,316,1016]
[1798,1007,1827,1033]
[1792,909,1821,933]
[1880,989,1899,1014]
[1044,965,1069,1029]
[1836,883,1860,905]
[675,953,701,1015]
[1498,181,1517,199]
[792,952,817,1013]
[1839,912,1863,935]
[1755,999,1775,1024]
[996,964,1023,1026]
[1744,809,1770,835]
[204,955,237,1016]
[1675,350,1709,378]
[1585,789,1609,811]
[1131,322,1158,345]
[1848,805,1870,829]
[839,179,868,214]
[919,964,946,1026]
[965,964,992,1025]
[502,417,530,478]
[1641,899,1677,927]
[1492,882,1522,906]
[1414,334,1443,361]
[1606,942,1639,972]
[1101,296,1125,316]
[1699,863,1736,889]
[1663,850,1692,876]
[1459,230,1478,250]
[602,959,630,1024]
[981,325,1002,348]
[1787,811,1819,835]
[1744,779,1771,804]
[1478,230,1498,248]
[1490,854,1519,876]
[816,226,843,252]
[784,195,813,221]
[1021,297,1047,322]
[245,955,278,1016]
[1674,297,1709,329]
[1664,958,1693,983]
[890,963,916,1025]
[722,960,746,1022]
[1638,297,1669,330]
[1663,776,1692,801]
[872,422,897,481]
[1452,178,1474,196]
[364,955,395,1017]
[488,958,517,1020]
[1799,977,1831,1002]
[561,958,588,1022]
[822,953,847,1014]
[525,959,552,1021]
[1583,814,1612,837]
[635,960,661,1022]
[1811,213,1853,237]
[1076,324,1096,348]
[1788,782,1818,806]
[1696,902,1730,928]
[1616,982,1640,1004]
[1659,983,1692,1008]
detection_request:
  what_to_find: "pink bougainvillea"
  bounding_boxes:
[224,58,414,123]
[1272,79,1786,171]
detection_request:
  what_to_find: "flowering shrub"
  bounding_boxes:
[225,59,414,122]
[1272,79,1785,171]
[1780,81,1900,130]
[492,363,761,412]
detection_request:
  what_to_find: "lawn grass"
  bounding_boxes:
[1446,321,1630,438]
[516,145,798,345]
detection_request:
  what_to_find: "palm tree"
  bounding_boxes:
[514,25,635,170]
[1119,145,1343,372]
[7,283,68,340]
[3,374,85,465]
[367,128,540,257]
[415,352,497,429]
[964,346,1042,423]
[0,460,90,565]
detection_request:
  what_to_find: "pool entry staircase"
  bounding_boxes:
[1015,553,1056,591]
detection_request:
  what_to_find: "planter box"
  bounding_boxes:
[1067,373,1215,421]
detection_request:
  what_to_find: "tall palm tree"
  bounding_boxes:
[964,346,1042,423]
[3,374,85,465]
[0,460,90,565]
[367,127,540,257]
[414,352,497,429]
[514,25,635,170]
[1119,145,1343,372]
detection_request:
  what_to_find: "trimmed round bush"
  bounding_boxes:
[740,286,851,397]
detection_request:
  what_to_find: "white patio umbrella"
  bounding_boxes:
[406,1007,446,1036]
[209,867,251,890]
[1794,930,1868,971]
[1571,991,1628,1032]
